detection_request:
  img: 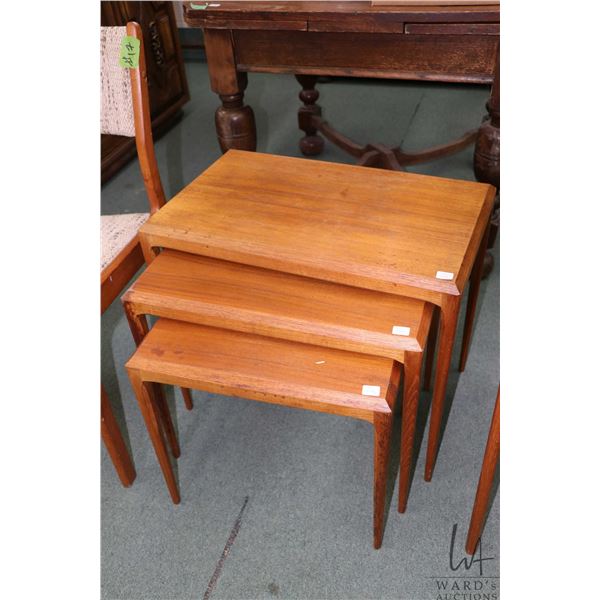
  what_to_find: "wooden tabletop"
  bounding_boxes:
[140,150,495,298]
[126,249,432,358]
[184,1,500,23]
[127,318,398,421]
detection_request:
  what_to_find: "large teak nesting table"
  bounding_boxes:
[138,150,496,480]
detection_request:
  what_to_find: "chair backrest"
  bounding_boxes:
[100,22,165,213]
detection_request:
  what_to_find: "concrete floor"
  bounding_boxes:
[101,61,499,600]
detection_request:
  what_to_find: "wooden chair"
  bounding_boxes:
[126,317,403,549]
[465,387,500,554]
[100,22,164,314]
[100,22,191,486]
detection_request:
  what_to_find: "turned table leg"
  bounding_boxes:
[474,49,500,278]
[296,74,325,156]
[204,29,256,152]
[216,75,256,152]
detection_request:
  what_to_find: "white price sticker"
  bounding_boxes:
[391,325,411,336]
[436,271,454,280]
[361,385,381,397]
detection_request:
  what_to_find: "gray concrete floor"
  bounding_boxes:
[101,61,499,600]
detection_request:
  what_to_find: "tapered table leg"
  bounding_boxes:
[398,352,423,513]
[424,294,461,481]
[101,385,136,487]
[123,302,187,457]
[423,307,439,392]
[152,383,181,459]
[373,412,392,549]
[459,223,491,372]
[129,370,180,504]
[181,388,194,410]
[466,389,500,554]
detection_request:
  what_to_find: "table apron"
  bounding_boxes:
[232,30,498,84]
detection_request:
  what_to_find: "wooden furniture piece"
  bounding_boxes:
[182,1,499,260]
[372,1,498,6]
[101,2,190,183]
[101,22,166,313]
[138,150,496,483]
[126,317,401,548]
[122,248,434,513]
[100,22,192,486]
[466,387,499,554]
[101,385,136,487]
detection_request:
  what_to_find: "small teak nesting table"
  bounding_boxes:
[139,150,495,480]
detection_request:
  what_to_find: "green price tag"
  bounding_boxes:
[190,2,208,9]
[119,35,140,69]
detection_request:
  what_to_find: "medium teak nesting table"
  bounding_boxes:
[138,150,495,481]
[123,246,434,549]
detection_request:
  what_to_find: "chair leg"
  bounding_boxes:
[423,307,439,391]
[181,388,194,410]
[466,389,500,554]
[124,301,194,413]
[101,385,136,487]
[398,352,423,513]
[373,411,392,549]
[128,370,180,504]
[459,223,490,372]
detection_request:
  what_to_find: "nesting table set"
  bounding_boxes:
[123,149,494,548]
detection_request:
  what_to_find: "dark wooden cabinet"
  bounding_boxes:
[101,1,190,182]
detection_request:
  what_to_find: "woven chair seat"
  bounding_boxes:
[101,213,149,272]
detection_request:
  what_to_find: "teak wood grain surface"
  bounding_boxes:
[124,249,432,359]
[127,318,398,422]
[126,317,401,547]
[140,151,495,298]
